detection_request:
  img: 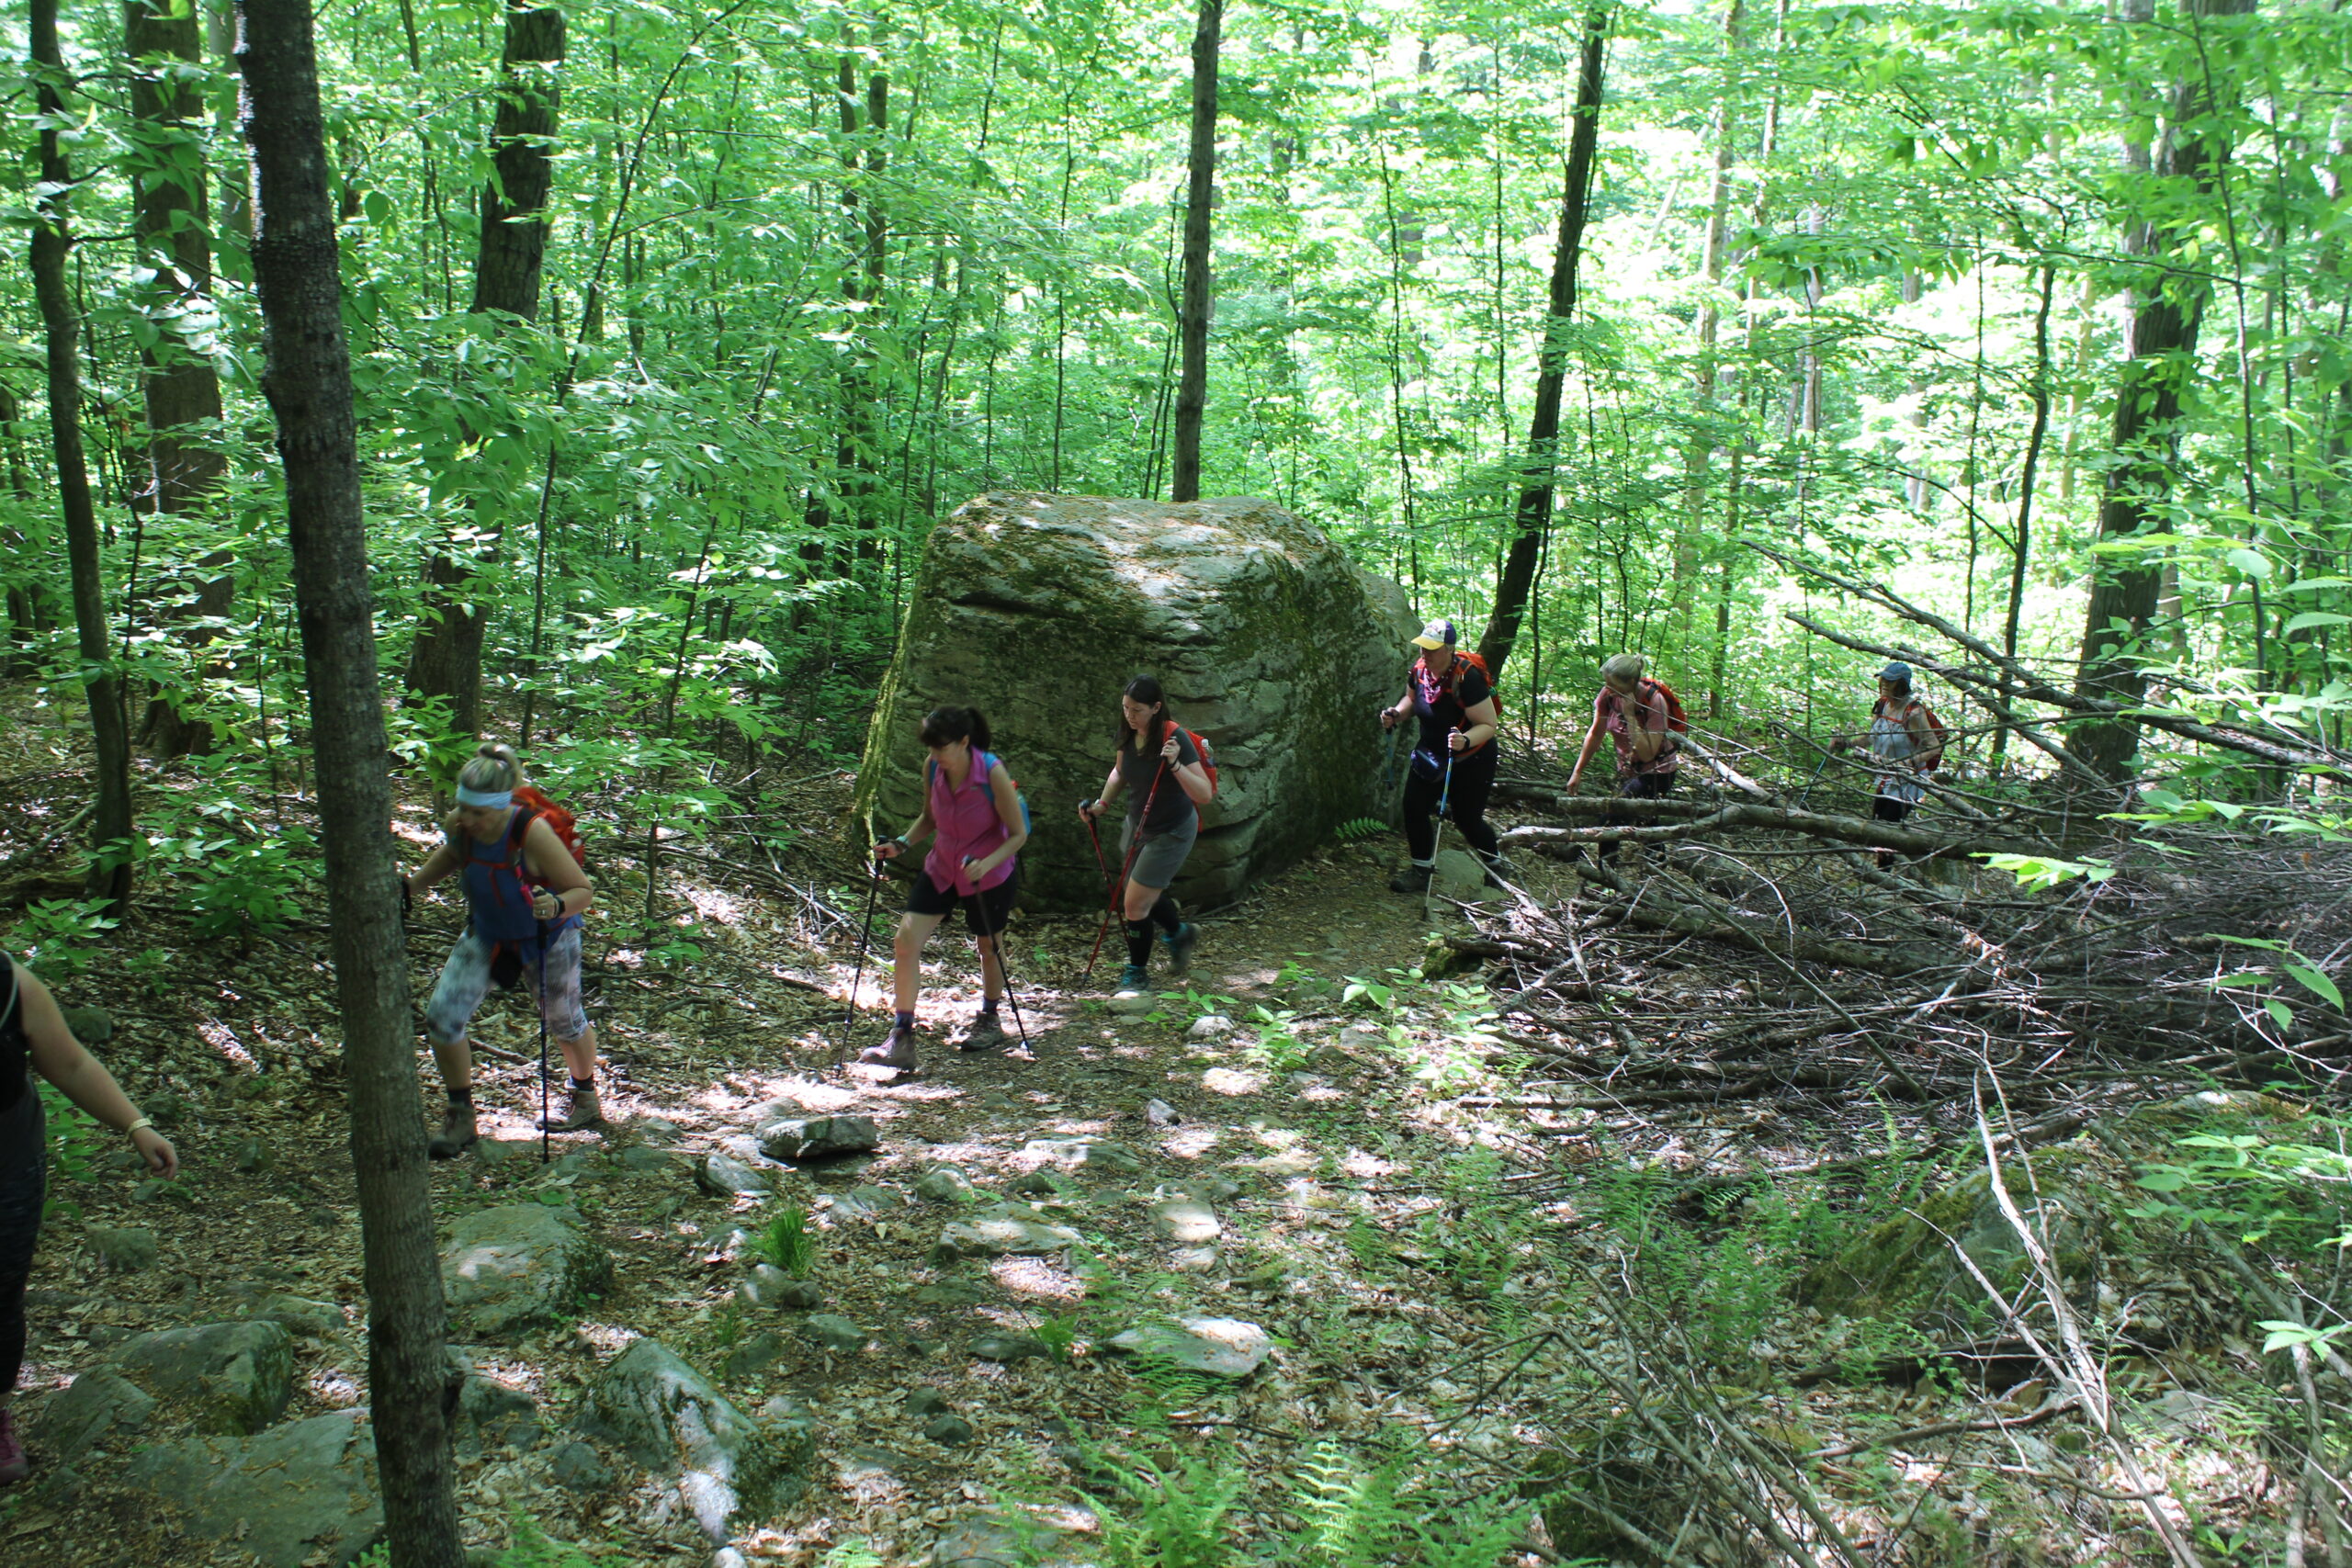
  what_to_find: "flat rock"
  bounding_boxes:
[1106,989,1157,1016]
[1024,1136,1142,1174]
[1106,1316,1271,1380]
[932,1510,1086,1568]
[1166,1175,1243,1203]
[1008,1168,1085,1200]
[756,1115,881,1163]
[246,1293,343,1338]
[123,1408,380,1568]
[906,1388,954,1417]
[616,1145,680,1175]
[923,1413,977,1446]
[831,1184,904,1221]
[1429,848,1489,905]
[739,1265,822,1312]
[40,1365,154,1464]
[577,1337,812,1544]
[914,1167,976,1203]
[1148,1199,1222,1244]
[722,1330,789,1382]
[1185,1015,1234,1041]
[87,1224,159,1273]
[969,1332,1052,1363]
[108,1320,294,1435]
[696,1153,772,1196]
[800,1314,867,1351]
[837,1443,919,1484]
[1169,1246,1221,1273]
[442,1204,613,1337]
[1144,1098,1182,1125]
[933,1204,1083,1264]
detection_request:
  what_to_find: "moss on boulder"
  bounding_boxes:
[854,492,1415,910]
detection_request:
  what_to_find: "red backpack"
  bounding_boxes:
[1426,651,1502,755]
[510,784,585,875]
[1880,698,1949,772]
[1602,677,1688,737]
[1165,721,1219,808]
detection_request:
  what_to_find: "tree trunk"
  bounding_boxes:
[1476,6,1609,682]
[405,1,564,739]
[125,0,232,760]
[28,0,135,908]
[1671,0,1742,643]
[232,2,465,1561]
[1170,0,1223,503]
[2073,0,2257,779]
[1996,265,2058,763]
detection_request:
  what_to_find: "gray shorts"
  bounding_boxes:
[426,924,589,1044]
[1122,811,1198,891]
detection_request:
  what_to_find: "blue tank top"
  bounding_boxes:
[458,811,582,947]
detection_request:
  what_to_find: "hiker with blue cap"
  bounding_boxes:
[1379,619,1504,894]
[1829,661,1948,868]
[401,743,600,1157]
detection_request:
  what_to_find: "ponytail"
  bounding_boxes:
[919,706,991,753]
[456,743,525,796]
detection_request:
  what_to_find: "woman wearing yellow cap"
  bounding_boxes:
[1378,619,1504,894]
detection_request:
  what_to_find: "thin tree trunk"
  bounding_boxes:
[2075,0,2258,779]
[1996,264,2058,763]
[1477,6,1609,682]
[1673,0,1742,642]
[406,1,564,739]
[1170,0,1223,503]
[126,0,231,759]
[28,0,135,908]
[232,2,465,1562]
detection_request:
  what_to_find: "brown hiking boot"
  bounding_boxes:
[959,1010,1009,1053]
[859,1024,920,1072]
[539,1087,603,1132]
[427,1100,477,1160]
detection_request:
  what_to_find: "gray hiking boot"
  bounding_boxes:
[539,1087,603,1132]
[427,1100,477,1160]
[959,1010,1010,1053]
[859,1024,921,1072]
[1387,863,1432,895]
[1116,963,1150,994]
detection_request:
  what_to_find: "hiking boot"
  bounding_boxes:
[959,1010,1009,1053]
[0,1408,27,1485]
[427,1100,478,1160]
[1163,922,1200,976]
[1116,964,1150,994]
[859,1025,921,1072]
[1480,855,1517,889]
[1387,863,1432,895]
[539,1087,603,1133]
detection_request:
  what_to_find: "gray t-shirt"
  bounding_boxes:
[1117,724,1202,836]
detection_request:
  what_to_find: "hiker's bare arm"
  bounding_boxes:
[877,797,935,858]
[1380,688,1413,729]
[1082,763,1124,820]
[17,961,176,1177]
[1630,712,1664,763]
[523,818,592,919]
[1161,730,1214,806]
[408,814,466,891]
[1451,695,1499,753]
[1566,714,1608,790]
[965,766,1030,881]
[1905,707,1936,767]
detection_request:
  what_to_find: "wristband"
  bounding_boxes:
[125,1117,154,1137]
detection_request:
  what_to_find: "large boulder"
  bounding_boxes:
[854,492,1416,909]
[107,1320,295,1435]
[442,1204,614,1337]
[123,1409,381,1568]
[577,1337,814,1544]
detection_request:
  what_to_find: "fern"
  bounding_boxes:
[752,1204,817,1278]
[1334,818,1390,842]
[818,1542,886,1568]
[1087,1453,1245,1568]
[1283,1444,1415,1566]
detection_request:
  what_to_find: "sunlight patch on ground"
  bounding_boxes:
[1158,1125,1222,1159]
[574,1322,641,1357]
[1340,1147,1401,1179]
[1202,1066,1265,1096]
[308,1366,362,1407]
[989,1257,1082,1300]
[197,1019,258,1073]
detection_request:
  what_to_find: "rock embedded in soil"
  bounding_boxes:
[933,1203,1084,1263]
[831,1184,904,1221]
[906,1388,953,1417]
[932,1509,1084,1568]
[123,1408,381,1568]
[800,1314,868,1351]
[549,1439,613,1493]
[577,1337,813,1543]
[1169,1246,1221,1273]
[1428,848,1489,906]
[40,1365,154,1463]
[59,1004,111,1043]
[1186,1014,1234,1041]
[1024,1135,1142,1174]
[739,1265,821,1312]
[616,1144,680,1175]
[923,1413,978,1446]
[107,1320,295,1435]
[1166,1175,1243,1203]
[914,1166,976,1203]
[246,1293,343,1338]
[1009,1168,1085,1200]
[456,1372,540,1452]
[1148,1199,1222,1244]
[1106,1316,1272,1380]
[756,1114,881,1163]
[695,1153,773,1197]
[723,1331,789,1382]
[86,1224,158,1273]
[1106,989,1156,1016]
[970,1332,1053,1364]
[442,1203,614,1337]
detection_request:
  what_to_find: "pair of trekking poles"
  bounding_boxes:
[838,842,1033,1072]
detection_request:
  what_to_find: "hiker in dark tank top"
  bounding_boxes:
[1381,618,1505,894]
[1080,676,1211,995]
[0,953,178,1487]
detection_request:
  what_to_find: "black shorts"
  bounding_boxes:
[1872,795,1915,825]
[907,863,1020,936]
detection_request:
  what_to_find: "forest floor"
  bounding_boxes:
[0,691,2334,1567]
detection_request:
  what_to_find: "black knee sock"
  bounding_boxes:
[1125,919,1154,967]
[569,1077,594,1092]
[1149,897,1182,934]
[447,1086,473,1106]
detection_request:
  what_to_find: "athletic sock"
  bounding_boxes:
[1149,897,1182,934]
[569,1077,594,1092]
[447,1086,473,1106]
[1125,919,1154,967]
[979,998,1001,1016]
[894,1010,914,1031]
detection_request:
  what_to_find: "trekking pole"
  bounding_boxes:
[1084,762,1166,980]
[1429,746,1457,864]
[962,857,1031,1055]
[838,848,888,1077]
[1797,749,1832,809]
[536,925,551,1166]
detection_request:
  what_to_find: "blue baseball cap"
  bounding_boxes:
[1878,661,1913,683]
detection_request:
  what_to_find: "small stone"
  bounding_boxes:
[1148,1200,1222,1244]
[723,1330,788,1382]
[756,1115,881,1163]
[761,1393,813,1422]
[800,1314,866,1352]
[978,1090,1018,1111]
[1186,1015,1234,1041]
[87,1225,158,1273]
[914,1167,976,1203]
[1169,1246,1220,1273]
[635,1117,684,1142]
[902,1335,945,1357]
[1145,1098,1182,1126]
[906,1389,953,1417]
[1105,1316,1271,1380]
[1023,1136,1142,1174]
[922,1414,977,1446]
[1337,1022,1386,1052]
[695,1154,771,1197]
[1168,1175,1243,1203]
[832,1184,904,1221]
[548,1439,613,1494]
[933,1512,1059,1568]
[229,1135,272,1174]
[739,1266,822,1313]
[969,1332,1051,1364]
[1107,990,1156,1016]
[933,1205,1083,1263]
[1008,1169,1084,1200]
[59,1005,112,1043]
[837,1444,915,1484]
[473,1137,526,1168]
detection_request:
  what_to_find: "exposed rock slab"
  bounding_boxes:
[442,1203,614,1337]
[578,1337,813,1544]
[123,1409,381,1568]
[1106,1316,1272,1380]
[107,1320,294,1434]
[933,1203,1084,1264]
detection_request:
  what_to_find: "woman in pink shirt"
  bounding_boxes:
[869,706,1029,1070]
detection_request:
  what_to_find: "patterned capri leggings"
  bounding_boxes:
[425,925,589,1043]
[0,1091,47,1397]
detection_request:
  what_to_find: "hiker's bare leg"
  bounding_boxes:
[892,911,947,1014]
[557,1026,597,1083]
[428,1036,471,1094]
[976,933,1005,1005]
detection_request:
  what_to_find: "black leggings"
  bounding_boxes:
[1403,745,1499,863]
[0,1090,46,1398]
[1599,770,1678,862]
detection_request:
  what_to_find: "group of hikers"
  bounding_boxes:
[0,623,1949,1488]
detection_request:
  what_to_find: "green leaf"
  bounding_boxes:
[2282,963,2345,1012]
[2283,612,2352,634]
[2267,998,2295,1030]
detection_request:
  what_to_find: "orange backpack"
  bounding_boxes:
[1880,698,1949,771]
[510,785,585,874]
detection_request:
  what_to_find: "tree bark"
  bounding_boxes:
[28,0,136,908]
[125,0,232,760]
[405,1,564,739]
[232,2,465,1562]
[1477,6,1609,682]
[1672,0,1741,645]
[1170,0,1223,503]
[2073,0,2258,779]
